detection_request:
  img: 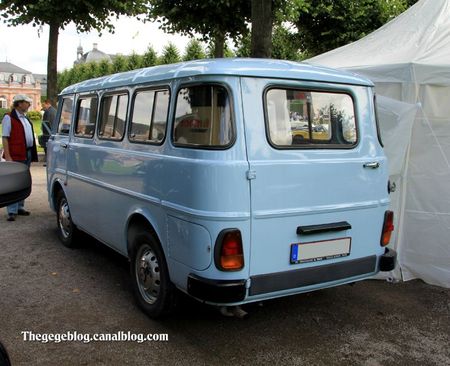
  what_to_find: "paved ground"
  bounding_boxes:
[0,164,449,366]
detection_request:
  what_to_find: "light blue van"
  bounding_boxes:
[47,59,396,318]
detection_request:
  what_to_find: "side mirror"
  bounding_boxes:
[0,161,32,208]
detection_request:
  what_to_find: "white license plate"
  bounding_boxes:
[290,237,351,264]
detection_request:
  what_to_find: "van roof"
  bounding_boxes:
[60,58,373,95]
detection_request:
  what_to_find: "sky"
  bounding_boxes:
[0,16,195,74]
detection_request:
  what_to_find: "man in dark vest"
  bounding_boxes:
[1,94,38,221]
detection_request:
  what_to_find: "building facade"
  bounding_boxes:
[0,62,41,110]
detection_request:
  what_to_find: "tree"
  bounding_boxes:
[0,0,147,103]
[206,42,235,59]
[147,0,251,58]
[238,24,302,60]
[295,0,416,57]
[183,39,206,61]
[97,59,113,76]
[251,0,273,58]
[112,54,128,73]
[159,43,181,64]
[127,52,144,70]
[142,45,158,67]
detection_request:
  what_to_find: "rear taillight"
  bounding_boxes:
[381,211,394,246]
[215,229,244,271]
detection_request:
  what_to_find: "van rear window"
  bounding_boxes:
[265,88,357,148]
[173,85,233,148]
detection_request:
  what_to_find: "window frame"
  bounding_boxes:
[171,82,236,150]
[263,85,359,150]
[128,85,171,146]
[73,93,99,139]
[97,90,129,142]
[373,93,384,147]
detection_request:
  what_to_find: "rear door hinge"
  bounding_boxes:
[246,170,256,180]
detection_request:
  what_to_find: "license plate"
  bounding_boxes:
[290,237,351,264]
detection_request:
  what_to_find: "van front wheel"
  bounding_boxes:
[129,230,176,318]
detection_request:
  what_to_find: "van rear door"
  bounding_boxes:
[241,77,389,297]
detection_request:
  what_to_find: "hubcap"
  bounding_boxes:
[58,199,72,239]
[136,244,161,304]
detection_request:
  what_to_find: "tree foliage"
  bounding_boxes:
[0,0,147,102]
[142,45,158,67]
[147,0,251,57]
[159,42,181,64]
[183,39,206,61]
[295,0,417,57]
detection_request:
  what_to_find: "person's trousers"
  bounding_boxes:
[6,150,32,215]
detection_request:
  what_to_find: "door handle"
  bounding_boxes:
[363,162,380,169]
[60,143,68,149]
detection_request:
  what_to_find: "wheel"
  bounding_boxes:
[56,190,80,248]
[129,229,176,318]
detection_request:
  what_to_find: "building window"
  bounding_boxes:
[0,97,7,109]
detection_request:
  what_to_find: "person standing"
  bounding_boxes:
[41,99,57,164]
[1,94,38,221]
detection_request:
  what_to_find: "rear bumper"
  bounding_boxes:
[379,248,397,272]
[188,250,397,304]
[187,275,246,303]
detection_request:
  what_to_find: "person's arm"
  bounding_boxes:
[1,115,12,161]
[2,137,12,161]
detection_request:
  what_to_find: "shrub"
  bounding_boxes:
[27,110,42,121]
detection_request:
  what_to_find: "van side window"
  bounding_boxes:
[173,85,233,148]
[57,96,74,135]
[74,96,98,138]
[266,88,357,148]
[99,93,128,140]
[129,89,169,144]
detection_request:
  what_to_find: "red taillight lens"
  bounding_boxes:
[215,229,244,271]
[381,210,394,246]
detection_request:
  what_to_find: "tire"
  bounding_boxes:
[55,190,80,248]
[129,229,176,318]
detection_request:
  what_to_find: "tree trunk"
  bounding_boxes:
[251,0,273,58]
[214,33,225,58]
[47,21,59,104]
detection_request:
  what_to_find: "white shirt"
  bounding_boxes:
[1,110,34,148]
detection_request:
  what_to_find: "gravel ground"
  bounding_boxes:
[0,164,449,366]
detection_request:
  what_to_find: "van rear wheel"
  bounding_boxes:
[56,191,80,248]
[129,229,176,318]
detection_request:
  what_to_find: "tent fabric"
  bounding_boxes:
[308,0,450,288]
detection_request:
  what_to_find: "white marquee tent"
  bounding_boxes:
[308,0,450,287]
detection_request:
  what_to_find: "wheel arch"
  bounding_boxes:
[126,212,164,259]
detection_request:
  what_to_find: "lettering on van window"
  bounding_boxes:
[57,97,74,135]
[173,85,233,148]
[74,96,98,138]
[99,94,128,140]
[266,89,356,148]
[130,89,169,144]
